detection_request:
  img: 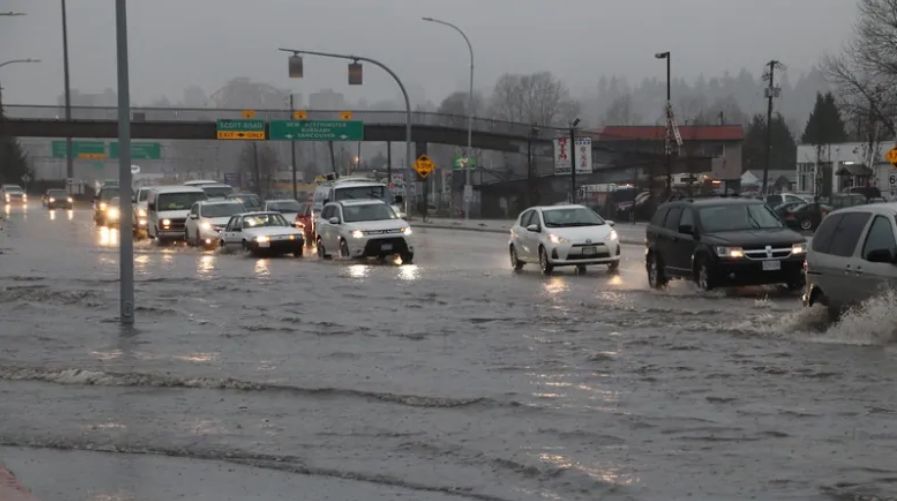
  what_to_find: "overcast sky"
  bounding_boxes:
[0,0,858,108]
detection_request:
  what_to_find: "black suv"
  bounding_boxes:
[645,198,807,290]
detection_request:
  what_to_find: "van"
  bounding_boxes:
[146,186,207,243]
[804,202,897,315]
[312,177,403,219]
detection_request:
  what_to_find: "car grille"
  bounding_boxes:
[363,228,404,235]
[165,218,186,231]
[743,246,792,260]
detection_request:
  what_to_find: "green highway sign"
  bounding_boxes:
[269,120,364,141]
[110,142,162,160]
[51,140,106,159]
[216,119,266,140]
[452,154,477,170]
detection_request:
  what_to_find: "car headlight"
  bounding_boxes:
[49,197,56,203]
[67,197,73,203]
[351,229,365,239]
[548,233,568,245]
[162,218,171,227]
[288,235,296,240]
[200,222,212,231]
[108,208,120,220]
[4,195,9,202]
[609,229,619,241]
[715,246,744,259]
[791,242,807,255]
[255,235,270,243]
[22,194,27,201]
[401,226,412,236]
[138,208,147,217]
[99,202,107,210]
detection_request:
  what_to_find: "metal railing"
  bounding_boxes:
[2,105,562,139]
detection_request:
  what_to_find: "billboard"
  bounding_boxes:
[554,137,592,175]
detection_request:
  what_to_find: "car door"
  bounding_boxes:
[318,206,334,247]
[186,203,199,238]
[222,216,242,246]
[328,205,345,249]
[856,214,897,301]
[671,206,698,271]
[816,211,872,307]
[661,205,686,274]
[515,210,535,260]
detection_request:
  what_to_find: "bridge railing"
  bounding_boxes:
[2,105,562,139]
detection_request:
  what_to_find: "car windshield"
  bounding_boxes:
[202,186,233,198]
[232,194,261,209]
[342,203,397,222]
[47,190,67,198]
[5,186,23,193]
[243,213,288,228]
[267,200,302,212]
[335,185,387,202]
[157,192,206,211]
[542,207,605,227]
[138,189,150,201]
[99,188,118,201]
[202,202,243,218]
[699,204,783,232]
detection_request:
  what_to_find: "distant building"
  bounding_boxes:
[308,89,345,110]
[795,142,893,199]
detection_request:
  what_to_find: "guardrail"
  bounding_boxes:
[2,105,563,140]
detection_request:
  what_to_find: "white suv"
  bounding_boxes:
[185,199,245,249]
[315,200,413,263]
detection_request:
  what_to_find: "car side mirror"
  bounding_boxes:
[190,214,199,220]
[866,249,896,264]
[329,217,340,225]
[606,220,615,227]
[147,202,155,210]
[678,224,695,235]
[526,224,540,233]
[323,199,330,205]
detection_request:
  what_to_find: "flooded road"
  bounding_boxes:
[1,204,895,500]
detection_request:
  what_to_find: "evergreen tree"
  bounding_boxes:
[0,108,30,185]
[800,92,848,144]
[742,114,797,173]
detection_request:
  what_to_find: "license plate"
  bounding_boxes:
[258,240,270,248]
[762,260,781,271]
[582,246,598,257]
[381,243,394,251]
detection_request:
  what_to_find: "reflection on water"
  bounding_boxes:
[173,352,218,363]
[537,453,636,486]
[3,204,8,216]
[98,227,120,247]
[134,254,150,274]
[66,209,74,221]
[543,277,569,296]
[348,264,369,279]
[254,259,270,278]
[397,264,419,281]
[197,254,215,277]
[49,209,56,221]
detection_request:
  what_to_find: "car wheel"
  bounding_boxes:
[241,240,250,255]
[607,260,620,275]
[400,251,414,264]
[800,218,813,231]
[219,239,225,249]
[576,264,587,274]
[695,257,714,291]
[317,237,331,260]
[293,245,303,258]
[185,230,192,246]
[509,245,524,271]
[339,239,350,258]
[786,273,805,292]
[647,253,667,289]
[539,246,553,275]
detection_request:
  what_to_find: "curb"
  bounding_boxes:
[415,224,644,246]
[0,465,38,501]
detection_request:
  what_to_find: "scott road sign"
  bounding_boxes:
[216,119,265,140]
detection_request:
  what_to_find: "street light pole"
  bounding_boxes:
[289,93,297,200]
[655,51,672,196]
[114,0,134,325]
[422,17,474,220]
[279,48,412,208]
[61,0,74,180]
[762,60,783,195]
[570,118,580,203]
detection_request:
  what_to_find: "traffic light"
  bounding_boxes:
[348,62,362,85]
[288,55,303,78]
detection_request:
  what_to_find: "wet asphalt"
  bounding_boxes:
[0,203,895,501]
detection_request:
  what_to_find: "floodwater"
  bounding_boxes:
[0,204,895,500]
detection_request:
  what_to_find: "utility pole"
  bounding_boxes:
[114,0,134,325]
[762,59,783,195]
[569,118,580,203]
[655,51,672,196]
[289,93,297,200]
[61,0,73,180]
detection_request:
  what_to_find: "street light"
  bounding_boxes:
[279,47,412,192]
[0,59,40,114]
[422,16,474,220]
[655,51,672,196]
[62,0,74,180]
[569,118,580,203]
[0,12,26,16]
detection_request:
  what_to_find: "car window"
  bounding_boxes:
[698,204,782,232]
[679,207,694,230]
[766,195,782,207]
[828,212,872,257]
[519,210,533,227]
[190,203,199,216]
[226,217,240,232]
[862,216,897,261]
[811,214,843,253]
[664,207,683,231]
[542,207,605,227]
[321,206,333,220]
[342,203,397,223]
[651,207,669,227]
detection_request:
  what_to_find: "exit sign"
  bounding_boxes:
[216,119,266,140]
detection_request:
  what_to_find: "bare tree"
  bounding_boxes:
[825,0,897,138]
[239,143,280,198]
[489,71,580,126]
[437,91,485,128]
[602,94,642,125]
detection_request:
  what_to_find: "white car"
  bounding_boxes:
[132,186,152,238]
[219,211,304,257]
[263,199,304,228]
[185,199,245,249]
[183,180,219,187]
[509,204,621,275]
[2,184,26,205]
[199,183,233,199]
[315,200,414,263]
[146,186,208,243]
